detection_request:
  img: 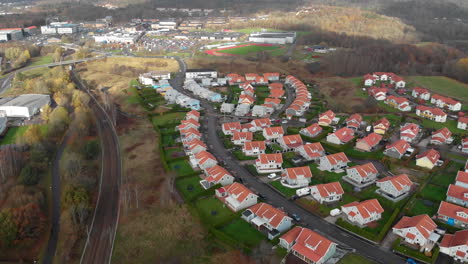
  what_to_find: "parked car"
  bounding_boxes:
[291,213,301,221]
[267,173,277,179]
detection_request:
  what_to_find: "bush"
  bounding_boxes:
[84,140,100,160]
[18,165,40,185]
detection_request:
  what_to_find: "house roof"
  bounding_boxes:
[222,122,241,131]
[432,127,452,141]
[205,165,231,182]
[456,171,468,185]
[195,151,217,165]
[400,123,420,139]
[314,182,344,197]
[385,139,410,155]
[301,123,322,136]
[256,153,283,164]
[416,149,440,165]
[264,72,280,79]
[264,98,282,105]
[319,110,335,122]
[248,202,290,228]
[413,87,429,95]
[438,201,468,224]
[346,114,363,124]
[263,126,284,136]
[374,118,390,129]
[416,105,447,117]
[269,88,285,98]
[232,131,253,141]
[342,199,384,219]
[281,226,335,263]
[280,134,303,148]
[180,127,201,138]
[283,166,312,180]
[323,152,349,165]
[330,127,354,143]
[244,141,266,151]
[377,174,413,191]
[185,138,207,150]
[440,230,468,248]
[268,82,283,90]
[219,182,256,203]
[459,116,468,124]
[357,133,382,147]
[368,87,388,97]
[239,94,255,104]
[348,163,378,178]
[387,95,409,105]
[432,94,460,106]
[300,143,325,158]
[364,74,377,80]
[393,214,437,240]
[252,118,272,128]
[180,118,200,127]
[186,110,200,119]
[447,184,468,202]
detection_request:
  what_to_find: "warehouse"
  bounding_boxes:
[0,29,24,41]
[41,22,80,35]
[186,69,218,79]
[0,94,51,119]
[94,32,139,44]
[248,32,296,44]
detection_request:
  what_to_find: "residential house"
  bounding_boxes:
[183,138,207,155]
[341,199,384,226]
[440,230,468,263]
[384,139,411,159]
[390,75,406,88]
[355,133,382,152]
[296,143,325,161]
[376,174,413,199]
[252,105,269,117]
[437,201,468,228]
[235,104,250,116]
[412,87,431,101]
[345,163,379,186]
[363,74,377,86]
[193,151,218,170]
[326,127,355,145]
[430,127,453,145]
[368,87,388,101]
[456,171,468,189]
[415,149,440,170]
[177,119,200,131]
[400,123,420,143]
[263,126,284,141]
[264,72,280,81]
[277,134,303,150]
[281,166,313,187]
[373,118,390,135]
[245,73,260,81]
[215,182,258,212]
[447,184,468,207]
[458,117,468,130]
[222,122,241,135]
[392,214,437,249]
[310,182,344,204]
[461,137,468,154]
[431,94,462,111]
[186,110,200,121]
[269,88,285,99]
[279,226,337,264]
[385,95,411,112]
[180,128,202,142]
[238,94,255,105]
[264,98,282,109]
[255,153,283,173]
[300,123,323,138]
[243,86,255,97]
[200,165,234,189]
[242,202,293,239]
[373,72,390,81]
[319,152,349,172]
[232,131,253,145]
[268,82,284,90]
[243,141,267,156]
[220,103,235,114]
[346,114,363,131]
[318,110,335,126]
[251,118,272,132]
[416,106,447,123]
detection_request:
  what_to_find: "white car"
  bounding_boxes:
[267,173,276,179]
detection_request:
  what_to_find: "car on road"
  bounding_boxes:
[267,173,277,179]
[291,213,301,221]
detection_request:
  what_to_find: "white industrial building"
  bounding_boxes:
[94,32,139,44]
[41,22,80,35]
[0,115,7,135]
[0,94,50,119]
[0,29,24,41]
[248,32,296,44]
[186,69,218,79]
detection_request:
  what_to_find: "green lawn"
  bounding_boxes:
[29,55,53,66]
[221,219,265,247]
[216,45,281,56]
[0,126,28,145]
[406,115,465,135]
[152,112,188,127]
[407,76,468,103]
[420,184,447,202]
[175,175,204,201]
[270,180,298,197]
[164,147,185,160]
[194,197,236,227]
[168,159,196,177]
[232,150,257,160]
[405,199,439,217]
[337,253,377,264]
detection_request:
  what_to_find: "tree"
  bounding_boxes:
[13,50,31,68]
[73,48,90,60]
[52,47,63,63]
[0,210,17,248]
[11,203,46,243]
[5,47,21,61]
[41,104,52,123]
[50,106,70,125]
[18,165,40,186]
[83,140,99,160]
[72,90,90,108]
[53,91,70,106]
[63,185,89,209]
[20,125,42,145]
[73,107,91,134]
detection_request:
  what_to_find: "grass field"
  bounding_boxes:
[216,45,281,56]
[337,253,377,264]
[194,197,235,227]
[152,112,188,127]
[29,55,53,67]
[270,181,298,198]
[0,126,28,145]
[168,159,196,177]
[420,184,447,202]
[405,199,439,216]
[175,175,204,201]
[407,76,468,103]
[221,219,265,247]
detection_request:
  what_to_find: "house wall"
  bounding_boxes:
[440,245,468,262]
[326,134,343,145]
[384,149,403,159]
[446,196,468,207]
[393,227,426,247]
[377,181,408,198]
[276,217,293,233]
[355,141,371,152]
[416,158,435,169]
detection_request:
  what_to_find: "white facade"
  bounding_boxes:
[0,94,50,119]
[186,70,218,79]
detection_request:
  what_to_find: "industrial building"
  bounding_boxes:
[0,94,50,119]
[41,22,80,35]
[248,31,296,44]
[186,69,218,79]
[0,28,24,41]
[94,32,140,44]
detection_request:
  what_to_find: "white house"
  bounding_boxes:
[400,123,420,142]
[440,230,468,263]
[412,87,431,101]
[345,163,379,186]
[243,141,266,157]
[263,126,284,141]
[368,87,388,101]
[326,127,354,145]
[416,106,447,123]
[279,226,337,264]
[310,182,344,204]
[319,152,349,172]
[376,174,413,200]
[385,95,411,112]
[281,166,313,187]
[255,153,283,174]
[415,149,441,170]
[220,103,235,114]
[318,110,335,126]
[296,143,325,161]
[194,151,218,170]
[300,123,323,138]
[232,131,253,145]
[363,74,377,86]
[430,127,453,145]
[183,138,207,155]
[446,184,468,207]
[456,171,468,189]
[437,201,468,228]
[186,69,217,79]
[383,139,411,159]
[277,134,303,150]
[222,122,241,136]
[215,182,258,212]
[458,117,468,130]
[341,199,384,226]
[252,105,269,117]
[392,214,437,248]
[200,165,234,189]
[431,94,462,111]
[251,118,272,132]
[242,202,293,240]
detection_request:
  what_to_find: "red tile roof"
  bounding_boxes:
[377,174,413,191]
[232,131,253,141]
[432,94,460,106]
[195,151,217,165]
[324,152,349,165]
[252,118,272,128]
[301,143,325,158]
[264,98,282,105]
[357,133,382,147]
[263,126,284,137]
[342,199,384,219]
[268,82,283,90]
[416,149,440,165]
[438,201,468,224]
[416,105,447,117]
[330,127,355,143]
[243,141,266,151]
[256,153,283,164]
[431,127,452,143]
[413,87,429,95]
[222,122,241,132]
[205,165,231,182]
[281,226,335,263]
[186,110,200,119]
[264,72,280,79]
[239,94,255,104]
[283,166,312,180]
[400,123,420,139]
[393,214,437,239]
[385,139,410,155]
[281,134,303,148]
[440,230,468,248]
[374,118,390,129]
[301,123,322,136]
[447,184,468,202]
[269,88,285,98]
[456,171,468,185]
[459,116,468,124]
[346,114,363,124]
[314,182,344,198]
[349,163,378,178]
[319,110,335,123]
[248,202,289,228]
[218,182,256,203]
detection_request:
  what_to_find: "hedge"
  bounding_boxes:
[392,238,439,264]
[336,218,377,241]
[375,208,401,242]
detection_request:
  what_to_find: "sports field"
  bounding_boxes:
[407,76,468,103]
[205,44,283,56]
